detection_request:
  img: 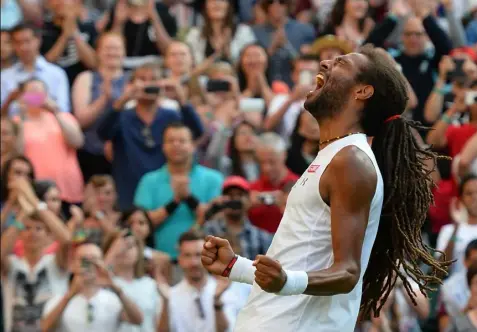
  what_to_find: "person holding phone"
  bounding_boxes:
[41,241,143,331]
[97,62,204,209]
[18,78,85,213]
[202,176,273,261]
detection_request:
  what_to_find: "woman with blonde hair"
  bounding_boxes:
[104,230,164,332]
[72,32,128,182]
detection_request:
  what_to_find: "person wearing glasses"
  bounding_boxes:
[158,230,244,332]
[41,241,143,331]
[97,62,204,210]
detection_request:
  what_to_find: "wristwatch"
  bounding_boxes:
[36,201,48,211]
[214,302,223,311]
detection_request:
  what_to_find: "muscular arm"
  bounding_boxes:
[304,146,377,296]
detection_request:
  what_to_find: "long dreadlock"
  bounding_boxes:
[357,45,453,318]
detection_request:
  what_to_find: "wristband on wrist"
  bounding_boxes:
[36,201,48,212]
[221,255,238,277]
[441,114,452,124]
[184,195,199,211]
[165,200,179,216]
[277,270,309,296]
[228,256,255,284]
[12,219,25,231]
[433,87,446,95]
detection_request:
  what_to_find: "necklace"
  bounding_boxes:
[319,132,364,146]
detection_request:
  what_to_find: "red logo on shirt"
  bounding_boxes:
[308,164,320,173]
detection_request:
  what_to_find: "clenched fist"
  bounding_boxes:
[201,236,236,276]
[253,255,287,293]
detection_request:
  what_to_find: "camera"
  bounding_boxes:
[206,79,231,93]
[144,86,161,95]
[258,193,275,206]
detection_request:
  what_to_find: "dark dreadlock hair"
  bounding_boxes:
[357,45,452,318]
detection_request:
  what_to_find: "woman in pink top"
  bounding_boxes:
[19,78,85,207]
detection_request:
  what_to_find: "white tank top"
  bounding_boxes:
[234,134,384,332]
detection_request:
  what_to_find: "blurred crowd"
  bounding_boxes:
[0,0,476,331]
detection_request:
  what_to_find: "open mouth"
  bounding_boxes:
[316,73,326,90]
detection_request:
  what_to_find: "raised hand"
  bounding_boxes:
[253,255,287,293]
[201,235,235,276]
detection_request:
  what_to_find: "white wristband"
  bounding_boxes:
[229,256,255,285]
[277,270,308,296]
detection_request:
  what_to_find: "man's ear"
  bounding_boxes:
[354,84,374,101]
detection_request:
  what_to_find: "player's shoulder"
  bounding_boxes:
[330,145,376,176]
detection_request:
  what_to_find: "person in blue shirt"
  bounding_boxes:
[134,122,223,260]
[97,62,203,210]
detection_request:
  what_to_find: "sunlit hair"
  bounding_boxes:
[356,45,451,318]
[88,174,115,190]
[103,231,145,278]
[95,31,126,50]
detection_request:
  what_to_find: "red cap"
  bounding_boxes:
[222,176,250,192]
[450,47,477,62]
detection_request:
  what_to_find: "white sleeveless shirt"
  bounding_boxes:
[234,134,384,332]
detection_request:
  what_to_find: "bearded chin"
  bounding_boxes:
[304,81,353,121]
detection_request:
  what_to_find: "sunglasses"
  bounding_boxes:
[87,303,94,324]
[141,126,156,148]
[265,0,287,5]
[195,296,206,319]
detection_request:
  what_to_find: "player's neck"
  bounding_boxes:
[318,117,363,149]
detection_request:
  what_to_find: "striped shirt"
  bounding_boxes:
[203,218,273,260]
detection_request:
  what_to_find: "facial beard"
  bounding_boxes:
[304,76,354,121]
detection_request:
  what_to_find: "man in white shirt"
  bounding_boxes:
[159,230,249,332]
[41,242,143,332]
[442,239,477,317]
[0,22,70,116]
[201,46,449,331]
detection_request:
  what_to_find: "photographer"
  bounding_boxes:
[248,132,299,233]
[426,78,477,159]
[96,62,203,209]
[202,176,273,260]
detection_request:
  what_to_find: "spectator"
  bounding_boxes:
[286,111,320,175]
[82,175,120,224]
[366,0,453,129]
[163,41,194,83]
[253,0,315,86]
[322,0,375,50]
[456,133,477,178]
[158,230,244,332]
[104,231,162,332]
[106,0,176,69]
[309,34,353,61]
[0,23,70,116]
[206,120,260,182]
[73,32,128,182]
[442,239,477,319]
[437,174,477,274]
[1,178,71,332]
[0,29,15,70]
[203,176,273,260]
[248,132,299,233]
[41,241,143,331]
[0,0,42,29]
[445,261,477,331]
[423,55,476,125]
[0,155,34,209]
[134,122,223,259]
[238,43,274,107]
[186,0,256,64]
[97,63,204,209]
[427,77,477,158]
[41,0,98,85]
[122,207,171,283]
[0,117,22,171]
[264,54,319,141]
[19,78,85,212]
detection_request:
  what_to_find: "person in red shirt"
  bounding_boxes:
[248,132,299,233]
[427,81,477,158]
